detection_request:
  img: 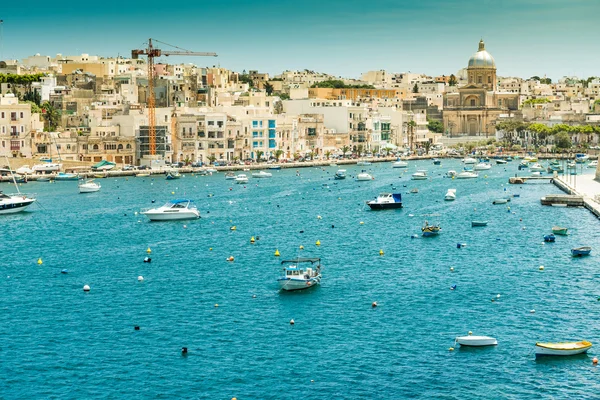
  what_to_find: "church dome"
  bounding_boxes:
[468,40,496,69]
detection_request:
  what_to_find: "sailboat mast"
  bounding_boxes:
[4,155,21,194]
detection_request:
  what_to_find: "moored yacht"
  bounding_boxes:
[356,171,374,181]
[456,171,478,179]
[235,174,249,184]
[334,169,346,180]
[411,170,428,180]
[251,170,273,178]
[78,179,101,193]
[366,193,403,210]
[141,199,200,221]
[0,191,36,214]
[444,189,456,201]
[392,159,408,168]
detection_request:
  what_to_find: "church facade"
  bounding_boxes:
[443,40,520,137]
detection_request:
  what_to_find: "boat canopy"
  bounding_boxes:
[170,199,194,204]
[281,258,321,265]
[92,160,116,168]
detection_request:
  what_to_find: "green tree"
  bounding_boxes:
[407,120,417,150]
[255,150,264,161]
[341,145,349,158]
[427,119,444,133]
[325,150,331,160]
[311,80,375,89]
[274,149,284,161]
[424,141,432,155]
[238,74,254,87]
[23,101,41,114]
[207,155,217,164]
[23,90,41,106]
[540,77,552,84]
[41,101,60,131]
[448,74,457,86]
[529,76,541,82]
[264,81,274,95]
[412,83,419,93]
[554,131,572,149]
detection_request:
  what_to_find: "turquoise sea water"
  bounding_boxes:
[2,160,600,399]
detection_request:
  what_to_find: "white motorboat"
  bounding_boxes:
[78,179,101,193]
[535,341,592,357]
[357,160,372,166]
[278,257,322,291]
[455,335,498,347]
[463,157,477,164]
[474,163,492,171]
[588,160,598,169]
[235,174,249,184]
[575,154,589,164]
[225,172,236,180]
[16,165,34,175]
[456,171,478,179]
[141,199,200,221]
[496,159,508,165]
[492,198,510,205]
[411,170,428,180]
[392,160,408,168]
[444,189,456,201]
[529,163,544,172]
[32,163,62,173]
[0,191,36,214]
[334,169,346,180]
[366,193,403,210]
[447,170,457,178]
[0,157,36,214]
[356,171,374,181]
[251,170,273,178]
[205,168,218,173]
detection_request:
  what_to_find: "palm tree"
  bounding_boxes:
[41,101,60,131]
[325,150,331,160]
[207,155,217,165]
[255,150,264,162]
[274,149,284,161]
[264,82,274,95]
[341,145,349,158]
[407,120,417,151]
[424,141,432,155]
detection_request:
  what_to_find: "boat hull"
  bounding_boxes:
[367,202,402,210]
[0,198,36,214]
[278,275,321,291]
[571,248,591,257]
[535,342,592,357]
[455,336,497,347]
[471,221,488,227]
[142,211,200,221]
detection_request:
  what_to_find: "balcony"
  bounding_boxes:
[10,141,20,151]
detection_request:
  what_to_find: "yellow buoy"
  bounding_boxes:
[209,247,213,251]
[214,304,219,307]
[37,258,43,265]
[274,249,280,257]
[317,215,322,220]
[146,247,152,254]
[379,249,384,256]
[315,240,321,246]
[449,347,455,351]
[299,245,304,250]
[230,226,236,231]
[539,266,544,271]
[171,191,175,195]
[360,221,364,225]
[250,236,255,243]
[468,331,473,335]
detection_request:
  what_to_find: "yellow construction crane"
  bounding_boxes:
[132,38,217,156]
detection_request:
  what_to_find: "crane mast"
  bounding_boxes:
[132,38,217,157]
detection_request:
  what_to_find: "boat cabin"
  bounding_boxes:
[281,258,321,279]
[375,193,401,203]
[163,199,195,211]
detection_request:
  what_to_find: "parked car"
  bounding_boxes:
[122,164,136,171]
[138,165,150,170]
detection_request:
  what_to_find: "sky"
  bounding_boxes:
[1,0,598,80]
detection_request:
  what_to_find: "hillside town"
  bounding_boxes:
[1,39,599,167]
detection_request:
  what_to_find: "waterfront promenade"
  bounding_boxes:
[554,173,600,218]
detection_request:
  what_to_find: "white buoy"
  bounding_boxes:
[530,309,535,313]
[497,294,501,298]
[83,284,90,292]
[138,276,144,282]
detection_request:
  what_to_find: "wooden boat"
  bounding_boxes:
[422,221,441,237]
[455,335,497,347]
[571,247,591,257]
[535,341,592,357]
[552,226,568,235]
[471,221,488,227]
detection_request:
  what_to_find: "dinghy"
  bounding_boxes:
[455,335,497,347]
[535,341,592,357]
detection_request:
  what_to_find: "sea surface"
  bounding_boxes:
[2,160,600,399]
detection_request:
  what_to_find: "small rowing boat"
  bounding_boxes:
[535,341,592,357]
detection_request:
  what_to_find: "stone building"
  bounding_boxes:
[443,40,520,137]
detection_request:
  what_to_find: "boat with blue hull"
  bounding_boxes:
[571,247,591,257]
[366,193,402,210]
[422,221,441,237]
[278,258,322,291]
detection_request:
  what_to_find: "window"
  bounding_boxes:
[93,144,99,150]
[478,76,482,84]
[488,76,491,84]
[67,144,71,150]
[1,112,4,118]
[470,99,476,106]
[126,144,132,149]
[20,112,24,118]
